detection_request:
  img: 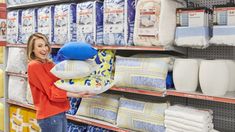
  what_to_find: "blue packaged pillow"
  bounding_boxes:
[66,97,82,115]
[67,122,87,132]
[87,125,110,132]
[57,42,98,61]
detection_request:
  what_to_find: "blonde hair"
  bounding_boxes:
[27,33,51,62]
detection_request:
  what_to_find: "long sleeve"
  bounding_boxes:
[28,61,67,102]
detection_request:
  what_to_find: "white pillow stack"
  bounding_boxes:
[53,50,115,94]
[173,59,200,92]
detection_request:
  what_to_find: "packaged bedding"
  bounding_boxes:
[77,1,103,45]
[103,0,136,46]
[37,5,55,43]
[54,4,77,44]
[21,8,38,44]
[175,8,213,48]
[7,10,22,44]
[133,0,186,46]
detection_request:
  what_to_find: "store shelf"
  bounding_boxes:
[110,87,165,97]
[6,44,26,48]
[7,99,35,110]
[7,99,128,132]
[6,44,186,54]
[95,45,186,54]
[5,72,235,104]
[7,0,73,9]
[6,72,27,78]
[167,90,235,104]
[67,115,129,132]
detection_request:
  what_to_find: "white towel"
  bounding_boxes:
[165,116,213,129]
[165,120,212,132]
[165,105,213,123]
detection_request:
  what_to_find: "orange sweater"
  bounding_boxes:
[28,60,70,119]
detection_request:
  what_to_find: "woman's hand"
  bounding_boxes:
[67,91,96,98]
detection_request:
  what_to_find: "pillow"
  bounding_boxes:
[86,125,111,132]
[76,94,120,124]
[50,60,98,79]
[91,50,115,78]
[117,97,169,131]
[6,48,27,74]
[8,76,27,103]
[26,82,33,104]
[55,50,115,94]
[114,56,169,91]
[67,122,87,132]
[57,42,98,61]
[199,60,229,96]
[173,59,200,92]
[131,53,175,71]
[54,75,115,94]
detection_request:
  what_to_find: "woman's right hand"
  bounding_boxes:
[67,91,96,98]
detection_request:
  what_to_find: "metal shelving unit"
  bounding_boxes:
[7,0,74,9]
[4,0,235,131]
[6,72,235,105]
[7,99,129,132]
[6,44,187,54]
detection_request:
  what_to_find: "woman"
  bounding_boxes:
[27,33,94,132]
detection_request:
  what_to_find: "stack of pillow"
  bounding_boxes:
[50,42,115,94]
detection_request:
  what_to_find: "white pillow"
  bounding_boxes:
[76,94,120,124]
[6,48,27,74]
[226,60,235,91]
[8,76,27,103]
[199,60,229,96]
[131,54,175,71]
[26,82,33,105]
[173,59,200,92]
[50,60,98,79]
[117,97,169,131]
[54,75,115,94]
[114,56,169,91]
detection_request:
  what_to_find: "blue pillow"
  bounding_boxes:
[57,42,98,61]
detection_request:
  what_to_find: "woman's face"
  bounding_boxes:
[33,38,49,61]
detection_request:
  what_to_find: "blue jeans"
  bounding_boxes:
[37,112,67,132]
